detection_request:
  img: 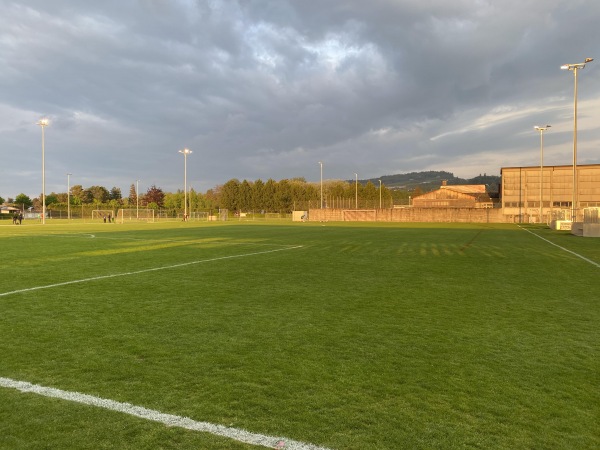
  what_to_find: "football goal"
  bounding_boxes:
[116,209,155,223]
[92,210,116,223]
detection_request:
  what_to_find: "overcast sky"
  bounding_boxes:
[1,0,599,199]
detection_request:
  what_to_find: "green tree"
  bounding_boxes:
[0,196,4,204]
[109,187,122,202]
[163,192,181,212]
[128,184,137,205]
[85,186,109,204]
[220,179,240,211]
[45,193,59,206]
[70,185,85,203]
[363,181,377,208]
[204,188,219,210]
[14,193,33,209]
[251,179,264,211]
[275,179,292,212]
[263,179,276,212]
[238,180,252,212]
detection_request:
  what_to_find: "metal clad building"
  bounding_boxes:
[500,163,600,221]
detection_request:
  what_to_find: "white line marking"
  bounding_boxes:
[519,226,600,268]
[0,377,332,450]
[0,246,302,297]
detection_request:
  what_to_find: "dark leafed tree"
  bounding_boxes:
[128,184,137,204]
[0,196,4,205]
[86,186,110,203]
[145,185,165,207]
[109,187,122,201]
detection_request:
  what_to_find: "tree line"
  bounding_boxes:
[2,178,417,213]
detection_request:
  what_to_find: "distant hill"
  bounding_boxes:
[362,171,501,193]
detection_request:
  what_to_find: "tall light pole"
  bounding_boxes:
[354,173,358,209]
[534,126,550,223]
[379,179,382,209]
[561,57,593,221]
[67,173,72,220]
[318,161,323,209]
[179,148,192,220]
[36,118,49,224]
[136,179,140,219]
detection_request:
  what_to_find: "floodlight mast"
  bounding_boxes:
[179,148,192,221]
[561,57,593,221]
[36,118,49,225]
[318,161,323,209]
[67,173,72,220]
[354,173,358,209]
[534,125,551,223]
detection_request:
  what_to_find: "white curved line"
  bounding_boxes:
[0,377,331,450]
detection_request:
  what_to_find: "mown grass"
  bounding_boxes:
[0,221,599,449]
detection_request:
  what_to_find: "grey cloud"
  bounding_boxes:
[1,0,599,199]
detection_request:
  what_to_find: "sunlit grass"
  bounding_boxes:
[1,221,599,449]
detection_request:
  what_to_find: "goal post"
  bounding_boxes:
[91,210,116,222]
[116,209,155,223]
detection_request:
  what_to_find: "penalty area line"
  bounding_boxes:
[0,377,332,450]
[0,245,303,298]
[518,226,600,269]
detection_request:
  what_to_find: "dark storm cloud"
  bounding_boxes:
[1,0,599,199]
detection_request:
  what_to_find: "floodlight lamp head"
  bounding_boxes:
[179,148,192,155]
[560,64,570,70]
[585,58,594,63]
[37,118,49,126]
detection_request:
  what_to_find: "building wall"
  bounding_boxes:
[309,207,508,223]
[501,164,600,221]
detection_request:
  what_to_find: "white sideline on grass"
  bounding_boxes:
[0,246,303,298]
[519,226,600,268]
[0,377,332,450]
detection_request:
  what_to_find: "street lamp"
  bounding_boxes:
[36,118,49,224]
[318,161,323,209]
[379,179,382,209]
[179,148,192,220]
[136,179,140,219]
[67,173,72,220]
[354,173,358,209]
[561,57,593,221]
[534,125,550,223]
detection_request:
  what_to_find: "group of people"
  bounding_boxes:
[12,212,23,225]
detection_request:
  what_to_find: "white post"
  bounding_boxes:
[36,118,49,224]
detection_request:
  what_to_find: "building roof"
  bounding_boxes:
[439,184,487,194]
[0,206,20,212]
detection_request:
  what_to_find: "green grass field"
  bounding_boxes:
[1,221,599,449]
